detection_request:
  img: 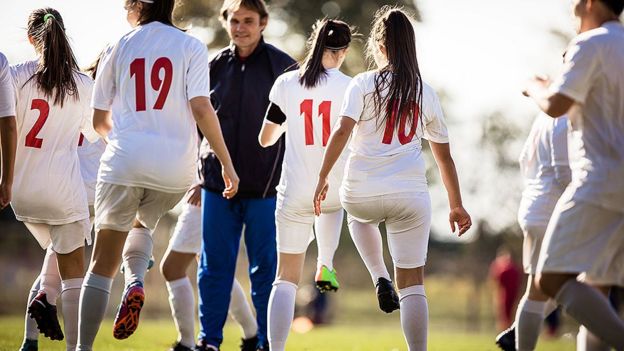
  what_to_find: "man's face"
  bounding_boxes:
[226,6,267,51]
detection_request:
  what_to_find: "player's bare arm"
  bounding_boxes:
[258,121,286,148]
[92,108,113,137]
[523,76,574,118]
[0,115,16,208]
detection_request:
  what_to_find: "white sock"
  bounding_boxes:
[166,277,196,349]
[268,280,297,351]
[229,278,258,339]
[61,278,83,351]
[315,210,344,271]
[39,248,61,305]
[555,280,624,349]
[121,228,153,285]
[77,272,113,350]
[515,297,546,351]
[347,220,391,283]
[24,276,41,341]
[398,285,428,351]
[577,325,610,351]
[544,299,557,317]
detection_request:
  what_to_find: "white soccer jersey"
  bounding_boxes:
[0,52,14,118]
[340,71,449,198]
[92,21,210,193]
[10,60,99,224]
[78,137,106,205]
[268,69,351,211]
[518,113,569,226]
[550,21,624,213]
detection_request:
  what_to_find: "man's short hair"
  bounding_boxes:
[220,0,269,22]
[600,0,624,16]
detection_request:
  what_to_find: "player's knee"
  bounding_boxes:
[535,273,558,298]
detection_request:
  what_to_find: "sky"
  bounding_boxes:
[0,0,576,239]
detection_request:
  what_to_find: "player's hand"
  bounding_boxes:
[522,75,550,97]
[313,176,329,216]
[0,182,11,209]
[186,183,202,207]
[221,165,239,199]
[449,206,471,237]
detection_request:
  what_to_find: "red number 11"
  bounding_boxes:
[300,99,331,146]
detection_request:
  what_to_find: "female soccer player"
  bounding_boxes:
[77,0,238,349]
[258,19,353,351]
[10,8,100,350]
[314,7,471,351]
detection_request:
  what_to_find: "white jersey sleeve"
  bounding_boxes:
[340,75,365,122]
[551,38,599,104]
[0,53,15,117]
[186,40,210,100]
[91,44,117,111]
[422,88,449,143]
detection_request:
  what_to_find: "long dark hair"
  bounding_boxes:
[125,0,179,28]
[366,6,423,131]
[27,8,80,107]
[299,19,352,89]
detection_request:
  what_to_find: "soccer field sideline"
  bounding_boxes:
[0,317,575,351]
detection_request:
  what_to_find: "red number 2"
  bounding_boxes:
[300,99,331,146]
[382,100,419,145]
[130,57,173,112]
[25,99,50,148]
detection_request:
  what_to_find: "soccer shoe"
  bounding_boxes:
[495,325,516,351]
[315,265,340,292]
[240,335,259,351]
[27,292,64,341]
[169,341,194,351]
[120,255,155,274]
[194,340,220,351]
[19,339,38,351]
[113,281,145,339]
[375,278,400,313]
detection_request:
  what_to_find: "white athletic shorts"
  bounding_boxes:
[275,206,344,254]
[168,203,202,254]
[519,223,547,275]
[24,219,91,254]
[342,191,431,269]
[537,188,624,287]
[95,182,185,233]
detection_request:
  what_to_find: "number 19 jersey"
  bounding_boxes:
[92,22,210,193]
[268,68,351,212]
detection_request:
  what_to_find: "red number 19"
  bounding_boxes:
[300,99,331,146]
[130,57,173,112]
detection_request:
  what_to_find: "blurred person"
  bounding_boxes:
[258,18,353,351]
[196,0,295,350]
[489,247,521,332]
[313,7,472,351]
[524,0,624,349]
[77,0,238,348]
[9,7,101,350]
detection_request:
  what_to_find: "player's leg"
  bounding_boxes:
[576,286,611,351]
[229,278,259,350]
[21,275,41,350]
[314,210,344,292]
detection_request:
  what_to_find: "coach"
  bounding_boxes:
[197,0,296,350]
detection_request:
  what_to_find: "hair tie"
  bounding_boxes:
[43,13,55,22]
[139,0,155,3]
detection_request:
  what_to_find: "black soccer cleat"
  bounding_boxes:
[169,341,194,351]
[240,335,259,351]
[27,292,64,341]
[375,277,400,313]
[495,325,516,351]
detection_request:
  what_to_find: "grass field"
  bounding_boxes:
[0,316,575,351]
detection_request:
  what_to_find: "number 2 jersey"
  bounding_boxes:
[11,60,99,224]
[92,21,210,193]
[340,71,449,198]
[267,68,351,212]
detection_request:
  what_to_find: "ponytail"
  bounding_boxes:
[299,19,352,89]
[27,8,79,107]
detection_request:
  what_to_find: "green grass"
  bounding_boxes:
[0,316,575,351]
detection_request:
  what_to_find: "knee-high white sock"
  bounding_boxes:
[166,277,196,348]
[61,278,83,351]
[24,276,41,341]
[121,228,153,285]
[315,210,344,271]
[229,278,258,339]
[515,297,546,351]
[555,280,624,349]
[577,325,610,351]
[399,285,428,351]
[39,248,61,305]
[77,272,113,351]
[347,220,391,283]
[268,280,297,351]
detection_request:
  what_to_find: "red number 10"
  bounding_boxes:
[300,99,331,146]
[382,101,419,145]
[130,57,173,112]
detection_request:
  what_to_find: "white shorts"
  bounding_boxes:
[24,219,91,254]
[95,182,185,233]
[342,192,431,269]
[168,203,202,254]
[519,222,547,275]
[537,189,624,287]
[275,207,344,254]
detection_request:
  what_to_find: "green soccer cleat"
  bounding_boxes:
[315,265,340,292]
